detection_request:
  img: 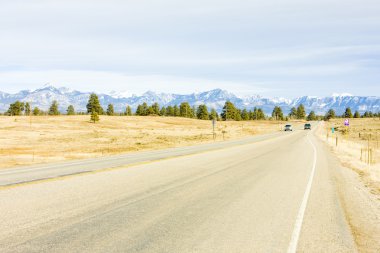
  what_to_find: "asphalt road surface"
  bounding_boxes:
[0,126,358,252]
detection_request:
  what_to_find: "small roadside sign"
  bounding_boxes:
[332,127,335,134]
[212,119,216,140]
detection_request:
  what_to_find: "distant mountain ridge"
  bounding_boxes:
[0,85,379,115]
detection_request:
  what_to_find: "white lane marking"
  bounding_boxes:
[287,133,317,253]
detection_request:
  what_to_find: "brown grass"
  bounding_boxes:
[0,115,284,169]
[318,118,380,193]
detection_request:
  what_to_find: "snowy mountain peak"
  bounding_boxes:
[332,93,354,97]
[0,85,378,115]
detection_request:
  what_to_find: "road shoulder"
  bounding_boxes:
[315,135,380,252]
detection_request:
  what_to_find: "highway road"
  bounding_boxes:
[0,126,359,252]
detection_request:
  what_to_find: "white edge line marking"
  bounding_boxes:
[287,133,317,253]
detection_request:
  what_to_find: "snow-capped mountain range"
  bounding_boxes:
[0,85,379,115]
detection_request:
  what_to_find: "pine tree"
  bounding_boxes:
[136,102,148,116]
[48,100,60,115]
[173,105,180,116]
[160,106,166,116]
[125,105,132,116]
[343,107,353,118]
[241,109,250,120]
[25,102,31,116]
[196,104,209,120]
[251,107,258,120]
[106,104,114,116]
[180,102,192,118]
[67,105,75,115]
[90,110,100,123]
[166,106,174,116]
[191,106,197,118]
[296,104,306,119]
[307,111,316,121]
[289,107,297,119]
[272,106,284,120]
[7,101,25,116]
[353,111,360,118]
[33,107,40,116]
[151,102,160,115]
[324,109,336,121]
[209,108,219,120]
[257,108,265,120]
[221,101,237,121]
[235,109,242,121]
[86,93,102,114]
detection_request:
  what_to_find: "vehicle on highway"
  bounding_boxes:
[284,124,293,131]
[304,123,311,130]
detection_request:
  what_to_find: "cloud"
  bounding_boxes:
[0,0,379,97]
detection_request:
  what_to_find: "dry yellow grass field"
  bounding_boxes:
[0,115,286,169]
[318,118,380,193]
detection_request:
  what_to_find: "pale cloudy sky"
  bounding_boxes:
[0,0,379,98]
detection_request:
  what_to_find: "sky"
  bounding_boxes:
[0,0,379,98]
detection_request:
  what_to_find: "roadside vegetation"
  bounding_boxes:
[0,115,290,169]
[319,118,380,194]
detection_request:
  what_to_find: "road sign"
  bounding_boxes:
[212,119,216,140]
[332,127,335,133]
[344,119,350,126]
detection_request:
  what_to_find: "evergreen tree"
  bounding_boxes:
[106,104,114,116]
[307,111,317,121]
[257,108,265,120]
[289,107,297,119]
[125,105,132,116]
[160,106,166,116]
[251,107,258,120]
[221,101,237,121]
[363,111,374,118]
[173,105,180,116]
[353,111,360,118]
[25,102,31,116]
[235,109,242,121]
[196,104,209,120]
[33,107,40,116]
[209,108,219,120]
[272,106,284,120]
[166,106,174,116]
[48,100,60,115]
[151,102,160,115]
[90,110,100,123]
[67,105,75,115]
[86,93,102,114]
[191,106,197,118]
[324,109,336,121]
[7,101,25,116]
[343,107,353,118]
[296,104,306,119]
[147,106,155,115]
[180,102,192,118]
[136,102,148,116]
[241,109,250,120]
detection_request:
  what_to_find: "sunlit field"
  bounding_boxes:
[0,115,289,169]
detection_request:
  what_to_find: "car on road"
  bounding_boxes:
[304,123,311,130]
[284,124,293,131]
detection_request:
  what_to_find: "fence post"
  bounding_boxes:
[360,148,362,161]
[368,135,371,165]
[336,136,338,147]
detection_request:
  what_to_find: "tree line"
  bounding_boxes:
[4,93,380,122]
